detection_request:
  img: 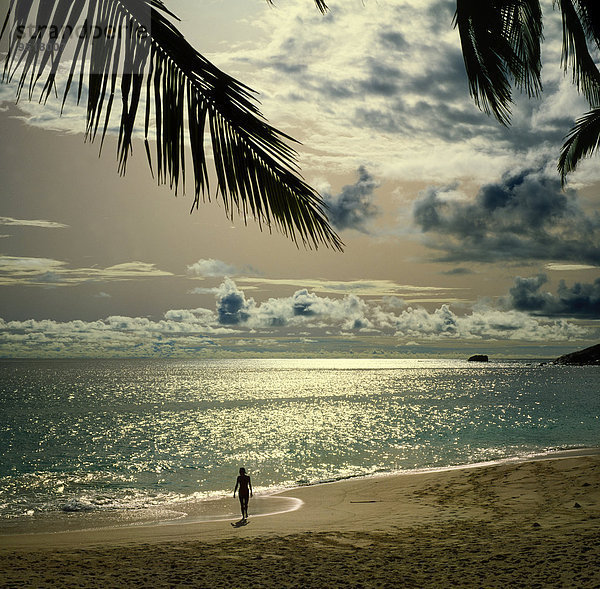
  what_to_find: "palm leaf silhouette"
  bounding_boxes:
[558,106,600,182]
[455,0,600,178]
[558,0,600,106]
[0,0,343,251]
[454,0,543,126]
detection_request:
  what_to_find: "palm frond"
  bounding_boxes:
[0,0,343,251]
[556,0,600,107]
[573,0,600,49]
[314,0,328,13]
[502,0,543,97]
[558,106,600,183]
[454,0,543,126]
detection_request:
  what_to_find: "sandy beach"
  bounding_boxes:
[1,451,599,587]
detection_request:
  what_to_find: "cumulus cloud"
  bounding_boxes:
[374,303,586,341]
[322,166,380,233]
[413,169,600,264]
[506,274,600,318]
[209,279,587,340]
[0,311,230,358]
[0,278,593,357]
[215,278,254,325]
[209,279,374,330]
[187,258,258,277]
[188,259,238,277]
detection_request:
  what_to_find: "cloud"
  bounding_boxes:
[413,169,600,264]
[0,278,593,357]
[0,256,173,286]
[322,166,380,233]
[215,279,254,325]
[235,277,458,301]
[209,279,373,330]
[286,289,373,330]
[99,262,173,280]
[0,311,231,358]
[0,216,69,228]
[506,274,600,318]
[0,256,66,285]
[188,259,239,277]
[187,258,259,278]
[201,0,600,186]
[374,303,587,341]
[545,263,597,271]
[208,279,587,340]
[441,267,474,276]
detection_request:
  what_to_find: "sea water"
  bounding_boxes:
[0,358,598,529]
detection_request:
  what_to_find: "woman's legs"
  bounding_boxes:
[240,495,249,519]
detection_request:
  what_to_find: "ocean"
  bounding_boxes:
[1,358,598,531]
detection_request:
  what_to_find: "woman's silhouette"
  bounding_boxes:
[233,467,253,520]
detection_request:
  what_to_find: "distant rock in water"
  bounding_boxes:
[468,354,488,362]
[554,343,600,366]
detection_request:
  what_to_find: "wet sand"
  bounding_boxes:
[1,452,599,587]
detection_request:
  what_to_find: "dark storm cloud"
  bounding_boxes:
[322,166,380,233]
[292,290,317,316]
[402,50,467,100]
[348,23,575,149]
[379,30,407,51]
[359,60,402,97]
[413,169,600,264]
[507,275,600,318]
[352,46,502,141]
[353,104,404,134]
[424,0,456,34]
[216,283,251,325]
[250,3,574,152]
[320,81,354,99]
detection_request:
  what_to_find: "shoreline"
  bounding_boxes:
[1,452,598,586]
[1,447,599,539]
[2,449,598,545]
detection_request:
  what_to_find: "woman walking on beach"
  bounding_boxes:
[233,467,252,520]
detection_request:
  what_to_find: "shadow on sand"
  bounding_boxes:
[231,518,249,528]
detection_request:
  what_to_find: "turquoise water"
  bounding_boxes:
[0,358,598,523]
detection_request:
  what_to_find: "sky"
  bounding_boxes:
[0,0,598,358]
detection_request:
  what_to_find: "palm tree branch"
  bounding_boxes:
[501,0,543,98]
[572,0,600,50]
[454,0,543,126]
[556,0,600,106]
[0,0,343,250]
[558,106,600,182]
